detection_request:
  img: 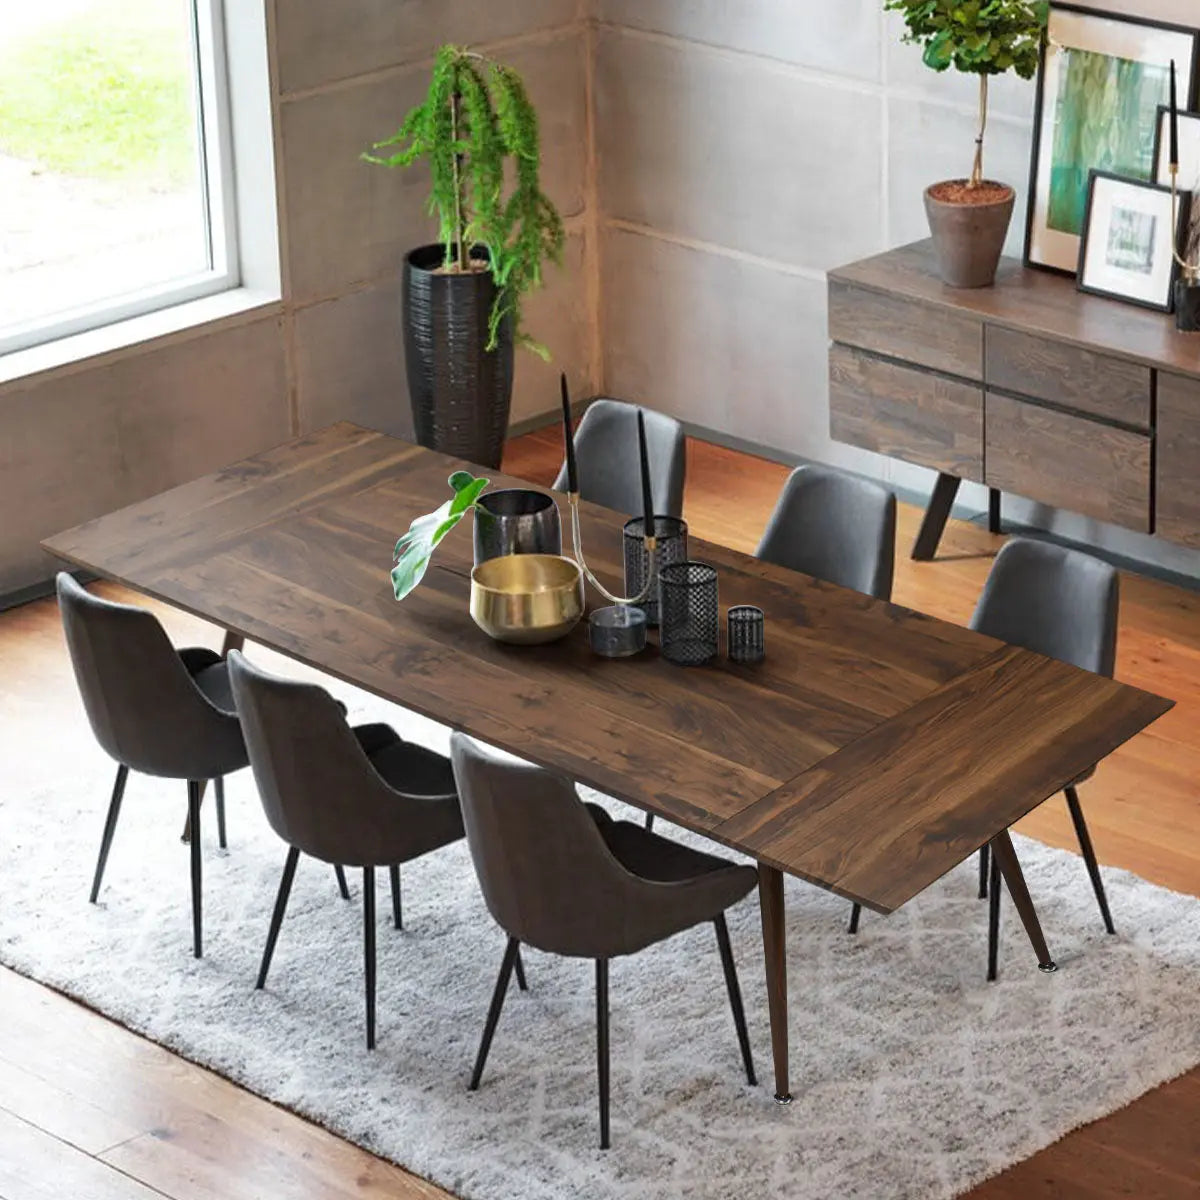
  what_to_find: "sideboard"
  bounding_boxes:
[827,240,1200,560]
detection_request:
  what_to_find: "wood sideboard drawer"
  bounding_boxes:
[985,393,1150,533]
[984,327,1151,428]
[1156,372,1200,548]
[830,344,983,481]
[828,280,983,381]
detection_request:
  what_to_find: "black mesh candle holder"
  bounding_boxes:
[658,561,719,666]
[623,517,688,626]
[727,605,765,665]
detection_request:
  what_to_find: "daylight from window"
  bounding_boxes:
[0,0,214,348]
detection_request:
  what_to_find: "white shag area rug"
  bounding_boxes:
[3,665,1200,1200]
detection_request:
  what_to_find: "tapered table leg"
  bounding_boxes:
[182,631,246,844]
[990,830,1057,972]
[912,473,961,561]
[757,864,791,1103]
[988,488,1002,535]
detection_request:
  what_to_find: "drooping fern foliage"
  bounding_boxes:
[364,45,565,359]
[885,1,1048,188]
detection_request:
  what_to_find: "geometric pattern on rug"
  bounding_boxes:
[3,662,1199,1200]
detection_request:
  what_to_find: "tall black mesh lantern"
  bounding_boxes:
[623,517,687,626]
[658,562,719,666]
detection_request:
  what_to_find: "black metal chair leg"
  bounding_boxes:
[987,844,1001,982]
[978,843,990,899]
[363,866,376,1049]
[215,776,227,850]
[187,781,203,959]
[514,946,528,992]
[256,846,299,990]
[334,864,351,899]
[89,764,129,903]
[389,864,402,930]
[470,937,520,1090]
[644,813,655,831]
[714,915,756,1086]
[1064,786,1115,935]
[847,903,861,934]
[596,958,610,1150]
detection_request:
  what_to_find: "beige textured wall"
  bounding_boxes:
[1,0,594,595]
[593,0,1200,572]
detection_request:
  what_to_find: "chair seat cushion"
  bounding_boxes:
[355,723,458,800]
[189,660,238,716]
[590,808,748,884]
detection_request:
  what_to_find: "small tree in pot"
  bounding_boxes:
[886,0,1047,287]
[366,45,564,467]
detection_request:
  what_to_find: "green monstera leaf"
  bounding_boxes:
[391,471,490,601]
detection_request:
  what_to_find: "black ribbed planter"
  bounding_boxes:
[403,243,514,469]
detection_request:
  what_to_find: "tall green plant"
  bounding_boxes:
[886,1,1048,188]
[364,45,564,358]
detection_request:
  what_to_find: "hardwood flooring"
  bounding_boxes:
[2,427,1197,1199]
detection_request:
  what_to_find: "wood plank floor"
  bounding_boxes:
[2,428,1197,1199]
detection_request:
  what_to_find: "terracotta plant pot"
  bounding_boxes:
[923,180,1015,288]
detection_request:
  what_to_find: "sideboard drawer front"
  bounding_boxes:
[1157,372,1200,548]
[828,280,982,381]
[985,393,1150,533]
[985,327,1151,428]
[830,345,983,481]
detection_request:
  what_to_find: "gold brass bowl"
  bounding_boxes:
[470,554,585,644]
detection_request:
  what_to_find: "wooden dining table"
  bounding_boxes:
[43,421,1172,1103]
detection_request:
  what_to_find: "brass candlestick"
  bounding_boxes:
[568,492,658,606]
[1171,166,1200,332]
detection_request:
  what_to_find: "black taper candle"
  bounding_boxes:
[1170,59,1180,169]
[560,373,578,494]
[636,409,655,540]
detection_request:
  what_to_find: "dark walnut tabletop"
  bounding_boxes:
[43,422,1173,915]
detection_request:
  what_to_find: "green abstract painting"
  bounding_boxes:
[1048,49,1168,235]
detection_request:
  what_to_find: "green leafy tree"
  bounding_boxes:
[365,45,564,359]
[886,1,1048,188]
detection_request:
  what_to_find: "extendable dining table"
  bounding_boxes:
[43,422,1173,1102]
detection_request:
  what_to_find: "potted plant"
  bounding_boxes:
[365,45,564,467]
[886,0,1048,287]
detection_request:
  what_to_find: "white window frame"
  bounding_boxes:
[0,0,241,357]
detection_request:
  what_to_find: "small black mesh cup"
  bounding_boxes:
[623,517,688,626]
[727,605,765,664]
[658,561,719,666]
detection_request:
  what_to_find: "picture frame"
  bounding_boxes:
[1152,104,1200,269]
[1076,171,1189,311]
[1024,3,1199,276]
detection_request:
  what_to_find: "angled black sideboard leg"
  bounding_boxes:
[988,488,1002,535]
[912,473,962,561]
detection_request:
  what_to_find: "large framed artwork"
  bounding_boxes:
[1153,103,1200,269]
[1024,4,1199,275]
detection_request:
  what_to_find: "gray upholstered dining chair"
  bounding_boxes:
[756,464,897,601]
[554,398,687,518]
[450,733,757,1150]
[227,651,471,1050]
[57,572,248,959]
[970,538,1119,977]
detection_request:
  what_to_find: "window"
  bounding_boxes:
[0,0,238,355]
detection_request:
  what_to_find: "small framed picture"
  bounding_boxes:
[1153,104,1200,269]
[1077,171,1190,311]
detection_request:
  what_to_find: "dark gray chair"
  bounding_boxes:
[756,464,897,601]
[227,651,469,1049]
[554,398,687,518]
[57,572,248,958]
[970,538,1119,978]
[450,733,757,1150]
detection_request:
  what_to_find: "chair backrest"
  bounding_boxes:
[227,651,420,865]
[969,538,1118,678]
[450,733,650,957]
[554,398,686,519]
[755,465,897,601]
[56,572,239,778]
